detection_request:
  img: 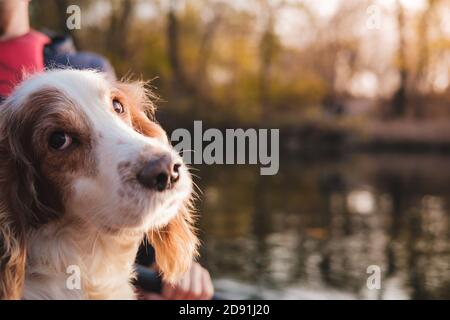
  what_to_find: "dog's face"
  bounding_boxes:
[4,70,191,230]
[0,70,198,299]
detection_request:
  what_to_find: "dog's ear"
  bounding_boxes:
[0,107,27,300]
[0,94,64,300]
[0,210,26,300]
[119,80,199,282]
[1,91,64,227]
[148,204,199,283]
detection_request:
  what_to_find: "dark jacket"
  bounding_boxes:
[43,32,116,80]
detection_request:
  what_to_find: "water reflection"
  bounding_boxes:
[195,154,450,299]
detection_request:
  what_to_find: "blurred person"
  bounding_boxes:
[0,0,115,100]
[0,0,49,98]
[0,0,214,300]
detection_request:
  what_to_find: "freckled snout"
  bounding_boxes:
[137,154,181,191]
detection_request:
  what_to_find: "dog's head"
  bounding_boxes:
[0,69,198,299]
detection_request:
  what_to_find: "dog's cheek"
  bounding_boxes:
[37,143,99,217]
[35,175,66,219]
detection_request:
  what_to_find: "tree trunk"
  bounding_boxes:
[196,13,222,87]
[107,0,136,61]
[391,0,408,118]
[165,2,218,116]
[259,17,275,124]
[167,1,186,96]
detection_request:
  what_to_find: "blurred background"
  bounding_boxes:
[31,0,450,299]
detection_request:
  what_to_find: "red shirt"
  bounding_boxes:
[0,30,50,97]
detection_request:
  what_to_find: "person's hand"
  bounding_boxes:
[161,262,214,300]
[138,262,214,300]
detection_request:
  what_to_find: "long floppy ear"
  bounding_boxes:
[0,94,63,300]
[148,205,199,283]
[0,110,27,300]
[0,209,26,300]
[118,80,199,282]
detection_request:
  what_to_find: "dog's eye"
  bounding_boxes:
[49,132,73,151]
[113,99,125,114]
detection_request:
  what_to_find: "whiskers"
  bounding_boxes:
[186,165,203,202]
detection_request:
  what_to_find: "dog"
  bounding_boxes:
[0,69,198,299]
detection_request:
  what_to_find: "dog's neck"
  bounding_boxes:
[23,218,145,300]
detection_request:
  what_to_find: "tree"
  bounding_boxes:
[167,0,186,96]
[391,0,408,118]
[106,0,137,71]
[256,0,313,123]
[195,2,223,89]
[258,12,277,124]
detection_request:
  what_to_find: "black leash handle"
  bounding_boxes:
[134,264,163,293]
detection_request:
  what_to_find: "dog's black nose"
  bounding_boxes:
[137,154,181,191]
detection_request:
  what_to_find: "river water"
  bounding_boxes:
[195,153,450,299]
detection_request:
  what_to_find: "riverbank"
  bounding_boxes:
[280,118,450,155]
[159,112,450,156]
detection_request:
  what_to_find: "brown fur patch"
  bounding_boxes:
[1,87,98,225]
[113,82,168,142]
[0,86,98,299]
